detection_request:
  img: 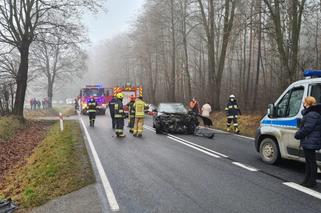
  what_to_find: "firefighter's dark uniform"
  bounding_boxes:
[225,99,241,133]
[109,97,117,129]
[127,100,136,133]
[87,99,97,127]
[114,98,125,137]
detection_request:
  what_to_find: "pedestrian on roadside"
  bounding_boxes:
[189,98,200,115]
[201,102,212,118]
[295,96,321,188]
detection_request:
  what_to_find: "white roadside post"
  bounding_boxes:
[59,112,64,131]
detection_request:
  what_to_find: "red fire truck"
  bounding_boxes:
[113,83,143,116]
[79,84,113,115]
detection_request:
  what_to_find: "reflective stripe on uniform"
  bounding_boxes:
[135,99,145,118]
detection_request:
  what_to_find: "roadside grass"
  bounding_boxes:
[211,112,263,138]
[24,105,75,118]
[0,121,95,208]
[0,116,25,143]
[53,105,76,117]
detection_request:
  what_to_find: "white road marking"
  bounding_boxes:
[144,125,228,158]
[167,134,229,158]
[283,182,321,200]
[232,162,259,172]
[167,136,221,158]
[80,117,120,212]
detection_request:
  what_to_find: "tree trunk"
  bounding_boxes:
[47,78,54,108]
[169,0,176,102]
[252,2,262,111]
[13,44,30,118]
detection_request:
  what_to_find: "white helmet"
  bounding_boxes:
[229,94,236,99]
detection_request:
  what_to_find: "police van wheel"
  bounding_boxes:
[259,138,280,165]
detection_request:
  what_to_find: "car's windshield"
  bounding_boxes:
[158,103,188,114]
[82,88,104,97]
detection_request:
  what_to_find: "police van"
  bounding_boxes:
[255,70,321,166]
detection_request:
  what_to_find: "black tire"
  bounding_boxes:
[259,138,280,165]
[155,127,162,134]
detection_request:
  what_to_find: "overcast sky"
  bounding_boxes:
[83,0,145,45]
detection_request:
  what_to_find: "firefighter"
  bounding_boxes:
[114,93,126,138]
[109,95,117,129]
[133,96,146,137]
[225,94,241,133]
[127,96,136,133]
[87,97,97,127]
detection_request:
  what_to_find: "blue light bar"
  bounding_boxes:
[304,70,321,78]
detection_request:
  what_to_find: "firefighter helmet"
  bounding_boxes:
[116,93,124,99]
[229,94,236,99]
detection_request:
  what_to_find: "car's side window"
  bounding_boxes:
[310,84,321,103]
[276,87,304,118]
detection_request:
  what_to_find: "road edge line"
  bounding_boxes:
[283,182,321,200]
[79,117,120,212]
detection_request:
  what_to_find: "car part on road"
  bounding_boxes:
[259,138,280,164]
[0,199,17,213]
[194,127,215,139]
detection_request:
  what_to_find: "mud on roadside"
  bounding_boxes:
[0,121,52,184]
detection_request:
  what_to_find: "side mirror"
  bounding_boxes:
[267,104,275,118]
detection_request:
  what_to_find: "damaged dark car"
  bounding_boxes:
[153,103,199,134]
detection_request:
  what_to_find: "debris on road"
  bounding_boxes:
[0,198,17,213]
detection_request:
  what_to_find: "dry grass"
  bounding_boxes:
[0,121,95,208]
[211,112,263,137]
[0,116,25,143]
[24,105,76,119]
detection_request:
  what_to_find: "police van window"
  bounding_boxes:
[276,87,304,118]
[310,84,321,103]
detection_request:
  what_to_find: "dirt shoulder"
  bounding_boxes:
[211,112,263,138]
[0,120,95,210]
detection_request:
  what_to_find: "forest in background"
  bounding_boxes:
[91,0,319,112]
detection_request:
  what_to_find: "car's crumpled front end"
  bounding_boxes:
[155,112,199,134]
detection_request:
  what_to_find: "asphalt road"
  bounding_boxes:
[80,113,321,213]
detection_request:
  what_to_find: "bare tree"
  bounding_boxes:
[0,0,102,117]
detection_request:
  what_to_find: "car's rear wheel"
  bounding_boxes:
[259,138,280,164]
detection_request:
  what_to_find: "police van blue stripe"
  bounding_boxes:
[261,119,298,128]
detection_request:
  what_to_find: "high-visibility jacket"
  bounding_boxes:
[225,100,241,117]
[87,100,97,113]
[114,99,124,118]
[134,99,145,118]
